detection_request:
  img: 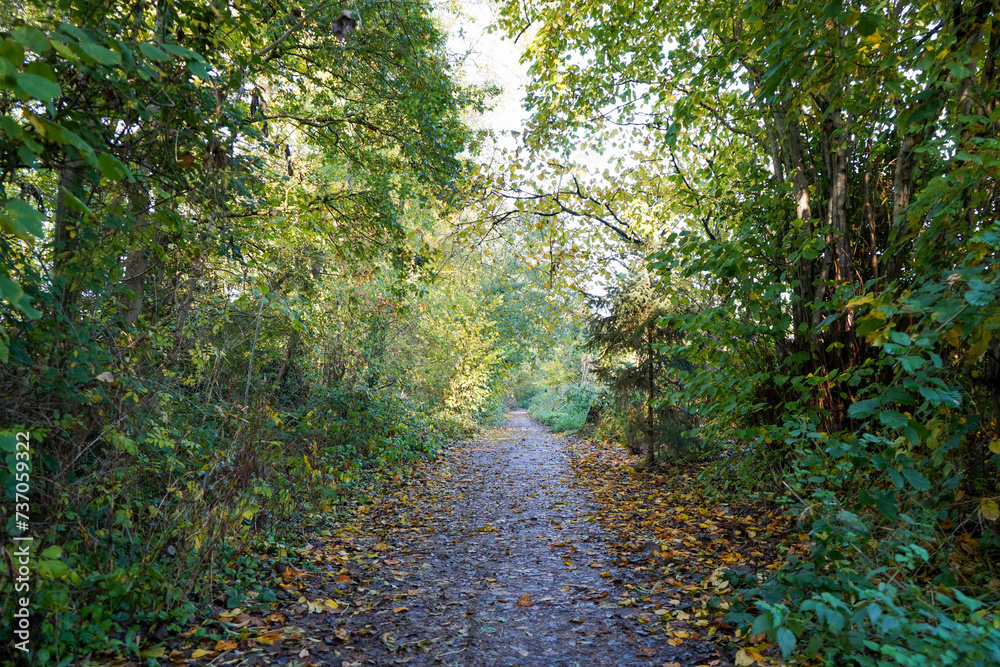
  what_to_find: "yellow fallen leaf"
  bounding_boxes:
[393,606,409,613]
[324,599,339,609]
[190,648,214,659]
[990,439,1000,455]
[140,646,165,658]
[981,499,1000,521]
[214,640,238,651]
[218,608,242,618]
[517,593,533,607]
[374,542,390,552]
[335,628,350,641]
[735,647,764,665]
[255,630,284,645]
[653,609,670,616]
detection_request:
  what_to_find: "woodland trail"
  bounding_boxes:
[181,411,741,666]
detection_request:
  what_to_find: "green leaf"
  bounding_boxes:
[97,153,130,181]
[161,43,203,60]
[873,492,898,520]
[3,199,45,238]
[49,39,80,64]
[189,60,211,80]
[12,27,50,54]
[15,72,61,101]
[856,13,879,37]
[751,613,772,635]
[965,290,994,306]
[918,386,961,407]
[0,38,25,67]
[888,331,910,346]
[138,43,172,62]
[776,627,796,657]
[25,61,58,82]
[0,55,16,78]
[40,545,63,559]
[878,410,908,428]
[77,42,121,66]
[901,468,931,491]
[0,275,24,303]
[848,398,880,419]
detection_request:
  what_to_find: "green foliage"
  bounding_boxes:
[500,0,1000,661]
[586,267,704,463]
[528,384,602,432]
[0,0,521,661]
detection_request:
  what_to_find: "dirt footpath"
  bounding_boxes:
[189,410,731,666]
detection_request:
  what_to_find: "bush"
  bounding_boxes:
[527,384,602,431]
[0,384,451,663]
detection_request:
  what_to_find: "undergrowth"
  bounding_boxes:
[0,385,459,665]
[527,384,601,432]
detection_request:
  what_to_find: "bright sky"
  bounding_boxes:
[444,0,532,152]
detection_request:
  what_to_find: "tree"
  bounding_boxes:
[498,0,1000,661]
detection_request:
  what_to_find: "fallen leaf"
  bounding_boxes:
[517,593,533,607]
[190,648,214,658]
[735,647,763,666]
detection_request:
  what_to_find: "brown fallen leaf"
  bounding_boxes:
[214,639,238,651]
[517,593,533,607]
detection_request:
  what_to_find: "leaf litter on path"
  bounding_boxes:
[161,410,792,666]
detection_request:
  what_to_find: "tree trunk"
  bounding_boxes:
[275,330,300,391]
[646,320,655,466]
[53,160,84,312]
